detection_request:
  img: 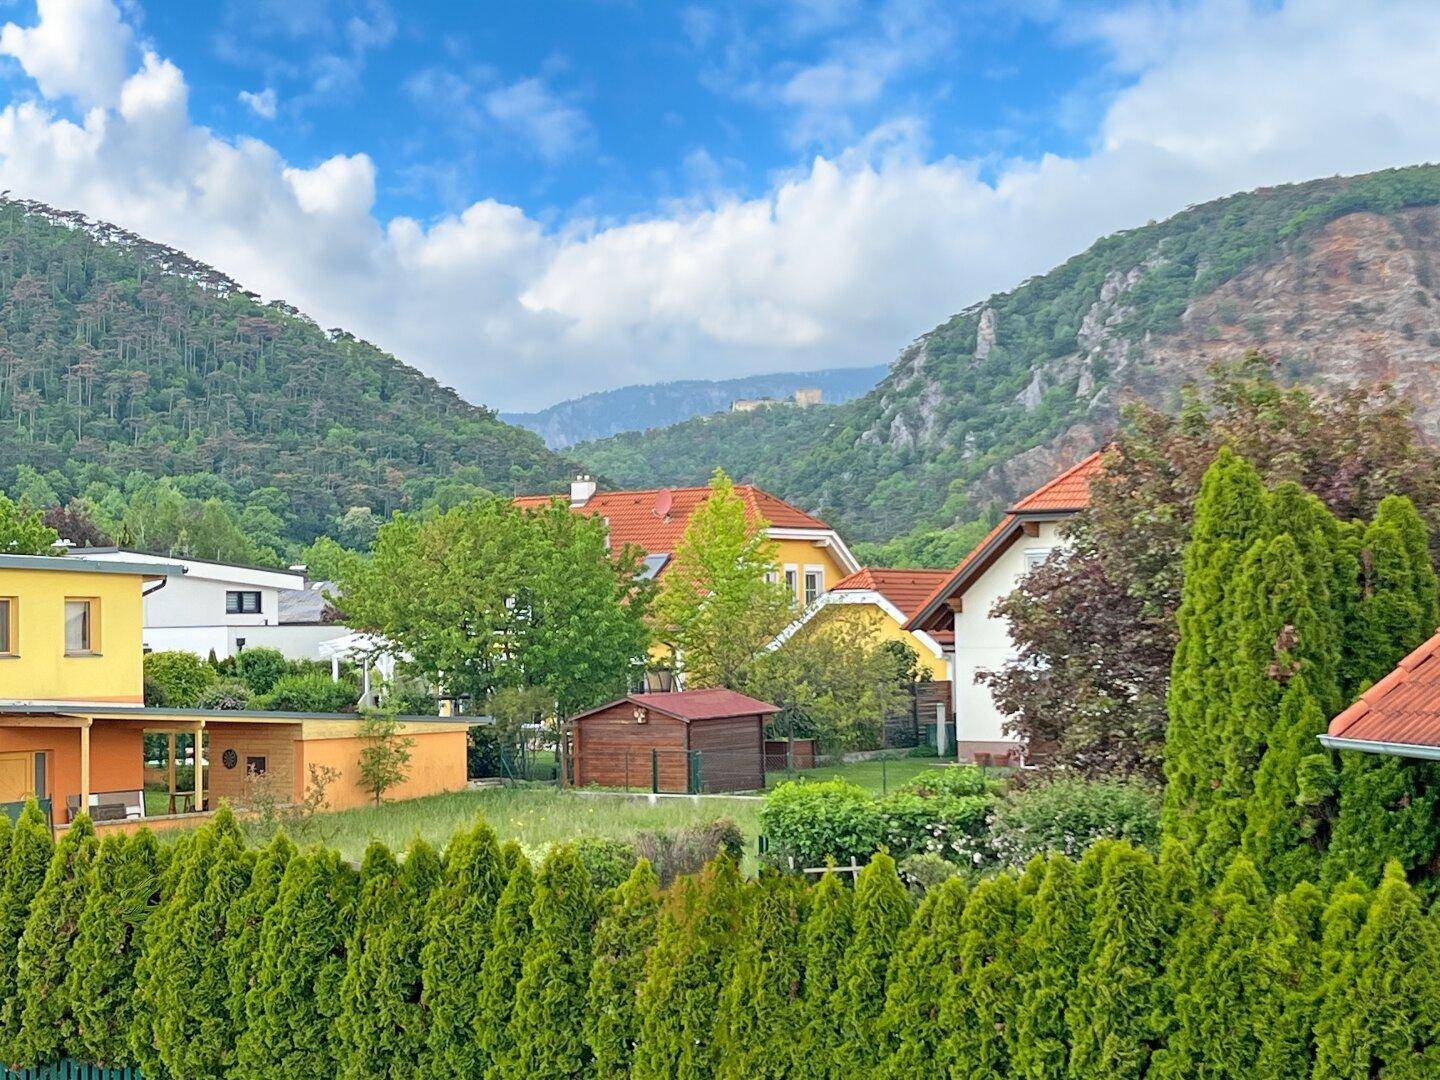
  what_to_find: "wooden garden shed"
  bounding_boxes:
[569,689,778,793]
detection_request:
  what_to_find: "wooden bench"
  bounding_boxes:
[66,789,145,823]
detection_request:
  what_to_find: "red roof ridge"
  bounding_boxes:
[1009,450,1107,513]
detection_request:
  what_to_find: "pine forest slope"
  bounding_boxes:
[0,197,573,543]
[577,165,1440,547]
[502,365,887,448]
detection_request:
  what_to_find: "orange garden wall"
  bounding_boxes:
[296,728,468,812]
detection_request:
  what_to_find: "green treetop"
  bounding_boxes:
[1152,856,1270,1079]
[10,815,97,1064]
[715,870,808,1079]
[1163,448,1269,850]
[830,852,911,1064]
[502,844,600,1079]
[1011,855,1091,1080]
[235,848,357,1079]
[586,858,662,1079]
[632,856,744,1080]
[938,871,1026,1076]
[0,491,57,554]
[1066,845,1167,1080]
[475,848,536,1072]
[420,819,507,1078]
[0,799,53,1058]
[1313,864,1440,1077]
[795,867,853,1080]
[652,469,795,688]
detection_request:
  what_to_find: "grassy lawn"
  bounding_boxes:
[287,785,762,864]
[765,756,946,794]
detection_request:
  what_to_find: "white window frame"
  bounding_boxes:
[783,564,799,599]
[803,565,825,606]
[1023,548,1050,573]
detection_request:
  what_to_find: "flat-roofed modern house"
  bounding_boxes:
[0,554,471,829]
[906,452,1106,764]
[69,548,344,660]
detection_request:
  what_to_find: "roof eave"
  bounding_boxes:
[1318,733,1440,761]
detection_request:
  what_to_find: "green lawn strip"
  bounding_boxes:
[764,757,942,794]
[259,786,762,864]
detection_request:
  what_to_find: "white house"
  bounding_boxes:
[67,549,344,661]
[905,452,1106,764]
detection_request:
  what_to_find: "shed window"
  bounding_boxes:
[64,599,96,655]
[245,756,267,776]
[226,590,262,615]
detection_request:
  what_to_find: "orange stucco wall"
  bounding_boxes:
[0,719,145,817]
[295,729,468,811]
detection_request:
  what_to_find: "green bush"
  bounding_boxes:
[233,647,292,696]
[143,650,218,708]
[988,776,1161,867]
[260,672,358,713]
[760,780,885,868]
[196,679,252,710]
[894,765,999,798]
[573,837,637,891]
[897,852,965,896]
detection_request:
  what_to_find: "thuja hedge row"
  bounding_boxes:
[0,798,1437,1079]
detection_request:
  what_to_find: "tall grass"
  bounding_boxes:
[304,786,762,863]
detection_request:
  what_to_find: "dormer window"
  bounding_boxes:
[226,590,262,615]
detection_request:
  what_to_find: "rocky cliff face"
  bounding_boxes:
[880,207,1440,511]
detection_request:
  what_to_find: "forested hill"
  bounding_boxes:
[0,197,573,544]
[502,365,887,448]
[577,165,1440,552]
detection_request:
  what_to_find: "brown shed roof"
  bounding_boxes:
[572,689,780,724]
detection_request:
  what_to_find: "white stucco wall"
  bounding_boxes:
[950,520,1066,748]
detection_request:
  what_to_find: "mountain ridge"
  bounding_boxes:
[501,365,888,448]
[575,165,1440,550]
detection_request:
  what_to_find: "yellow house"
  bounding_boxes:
[516,477,860,686]
[515,477,859,604]
[768,567,953,680]
[0,554,474,829]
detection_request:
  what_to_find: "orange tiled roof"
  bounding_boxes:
[1009,451,1107,512]
[1327,631,1440,749]
[513,484,831,555]
[831,567,953,622]
[906,450,1108,632]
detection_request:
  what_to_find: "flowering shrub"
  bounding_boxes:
[876,791,994,860]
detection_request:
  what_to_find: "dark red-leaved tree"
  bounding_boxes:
[981,351,1440,780]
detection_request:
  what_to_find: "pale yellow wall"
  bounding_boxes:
[770,535,850,605]
[0,567,148,703]
[806,601,948,680]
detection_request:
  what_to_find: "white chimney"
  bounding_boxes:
[570,475,597,507]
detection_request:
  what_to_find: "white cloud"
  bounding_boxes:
[238,87,278,120]
[1,0,1439,412]
[482,77,593,162]
[0,0,133,107]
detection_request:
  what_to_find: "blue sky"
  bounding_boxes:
[133,2,1106,224]
[0,1,1438,410]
